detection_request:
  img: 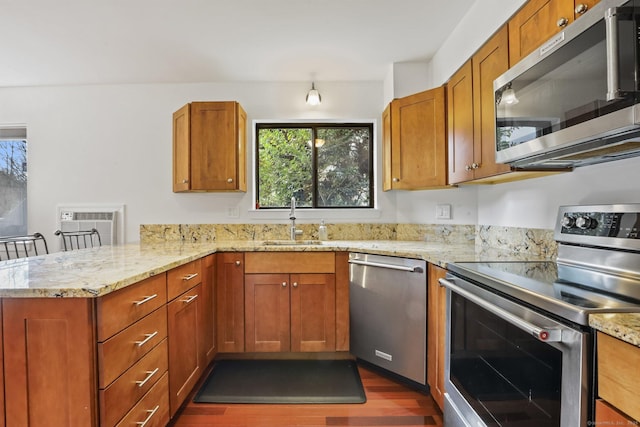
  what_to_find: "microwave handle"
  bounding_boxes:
[605,7,622,101]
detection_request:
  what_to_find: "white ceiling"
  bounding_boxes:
[2,0,475,87]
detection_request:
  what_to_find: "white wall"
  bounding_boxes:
[0,81,397,243]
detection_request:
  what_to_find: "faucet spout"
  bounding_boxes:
[289,197,302,240]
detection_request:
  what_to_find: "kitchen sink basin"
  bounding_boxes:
[261,240,324,246]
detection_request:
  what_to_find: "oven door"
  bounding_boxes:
[439,275,590,427]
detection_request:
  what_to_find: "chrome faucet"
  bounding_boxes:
[289,197,303,241]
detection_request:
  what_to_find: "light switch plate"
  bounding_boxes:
[436,204,452,219]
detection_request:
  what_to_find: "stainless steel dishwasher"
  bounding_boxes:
[348,252,427,386]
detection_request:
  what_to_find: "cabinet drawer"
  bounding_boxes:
[97,274,167,341]
[167,259,202,301]
[597,332,640,421]
[115,371,170,427]
[245,252,335,274]
[101,339,168,427]
[98,306,168,387]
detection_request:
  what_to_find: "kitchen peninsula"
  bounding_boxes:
[0,232,637,426]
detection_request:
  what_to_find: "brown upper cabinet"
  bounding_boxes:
[172,101,247,192]
[448,27,512,184]
[508,0,600,65]
[382,87,448,191]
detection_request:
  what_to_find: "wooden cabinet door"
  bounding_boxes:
[245,273,291,352]
[447,60,475,184]
[382,103,393,191]
[291,273,336,352]
[200,254,216,365]
[168,284,202,417]
[172,103,191,192]
[3,298,98,427]
[216,252,245,352]
[191,102,246,191]
[508,0,575,64]
[427,264,447,411]
[472,26,511,180]
[388,87,447,190]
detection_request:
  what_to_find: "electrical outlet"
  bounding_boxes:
[227,207,240,218]
[436,204,452,220]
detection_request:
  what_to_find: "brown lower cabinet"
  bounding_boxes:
[596,331,640,423]
[245,273,336,352]
[168,283,203,417]
[0,256,211,427]
[3,297,98,427]
[427,264,447,411]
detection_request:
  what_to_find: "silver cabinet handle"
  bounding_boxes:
[135,368,159,388]
[465,164,472,171]
[439,278,562,342]
[181,294,198,304]
[292,282,298,288]
[348,259,424,273]
[557,17,569,27]
[133,294,158,306]
[136,405,160,427]
[575,3,588,14]
[227,178,233,183]
[235,260,241,266]
[182,273,198,281]
[281,282,287,287]
[471,163,480,169]
[392,177,400,182]
[134,331,158,347]
[182,179,189,184]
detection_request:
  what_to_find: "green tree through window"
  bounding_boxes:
[256,123,373,209]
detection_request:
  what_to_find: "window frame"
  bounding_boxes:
[254,122,375,210]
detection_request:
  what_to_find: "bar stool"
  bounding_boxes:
[0,233,49,260]
[55,228,102,251]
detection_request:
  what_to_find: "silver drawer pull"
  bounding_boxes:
[181,294,198,304]
[134,331,158,347]
[136,405,160,426]
[182,273,198,281]
[133,294,158,306]
[135,368,159,388]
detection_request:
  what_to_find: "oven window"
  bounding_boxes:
[450,293,562,426]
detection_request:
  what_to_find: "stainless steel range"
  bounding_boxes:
[440,204,640,427]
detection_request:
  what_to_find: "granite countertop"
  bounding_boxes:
[589,313,640,347]
[0,239,547,298]
[3,238,639,347]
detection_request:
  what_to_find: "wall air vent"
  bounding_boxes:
[56,204,125,248]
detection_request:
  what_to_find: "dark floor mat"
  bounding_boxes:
[193,359,367,404]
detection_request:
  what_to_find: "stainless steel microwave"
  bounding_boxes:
[494,0,640,169]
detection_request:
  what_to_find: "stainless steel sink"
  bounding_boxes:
[261,240,324,246]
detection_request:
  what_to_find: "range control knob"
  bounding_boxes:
[561,216,575,228]
[576,216,597,229]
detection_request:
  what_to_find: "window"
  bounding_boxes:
[0,126,27,236]
[256,123,373,209]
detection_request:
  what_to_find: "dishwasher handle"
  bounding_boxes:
[348,258,424,273]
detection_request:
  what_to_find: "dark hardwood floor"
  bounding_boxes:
[169,362,443,427]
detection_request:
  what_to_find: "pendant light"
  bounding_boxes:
[305,82,322,106]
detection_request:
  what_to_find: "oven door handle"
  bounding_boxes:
[439,278,563,343]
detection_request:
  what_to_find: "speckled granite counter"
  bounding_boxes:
[590,313,640,347]
[0,239,550,298]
